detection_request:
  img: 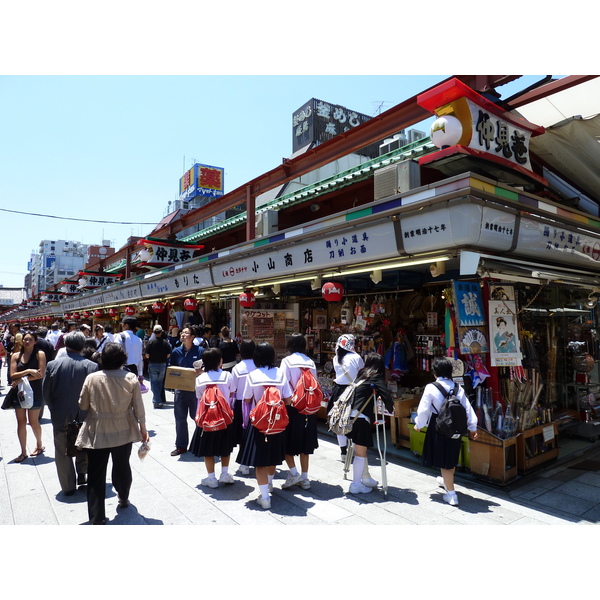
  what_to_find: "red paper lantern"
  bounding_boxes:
[183,298,197,311]
[93,309,103,318]
[125,306,136,316]
[239,291,256,308]
[152,301,166,314]
[73,312,81,320]
[322,282,344,302]
[108,308,118,317]
[64,313,71,319]
[82,311,91,319]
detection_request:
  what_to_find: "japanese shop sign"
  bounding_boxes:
[140,268,212,298]
[179,163,225,202]
[417,78,544,180]
[400,203,517,255]
[137,238,205,267]
[212,220,397,286]
[78,271,120,289]
[102,284,143,304]
[292,98,374,155]
[464,98,533,170]
[41,293,63,303]
[60,282,80,295]
[514,217,600,269]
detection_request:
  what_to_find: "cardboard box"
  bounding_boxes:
[165,366,197,392]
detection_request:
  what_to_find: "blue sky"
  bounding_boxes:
[0,74,552,290]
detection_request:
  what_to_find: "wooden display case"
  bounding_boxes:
[469,427,518,485]
[516,421,559,473]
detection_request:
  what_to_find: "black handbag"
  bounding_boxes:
[1,386,19,410]
[66,420,83,457]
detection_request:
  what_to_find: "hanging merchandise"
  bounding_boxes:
[340,299,351,325]
[444,301,458,358]
[383,330,410,381]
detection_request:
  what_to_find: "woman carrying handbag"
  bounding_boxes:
[9,331,47,462]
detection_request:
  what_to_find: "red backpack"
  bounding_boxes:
[291,367,323,415]
[194,384,234,432]
[249,385,289,437]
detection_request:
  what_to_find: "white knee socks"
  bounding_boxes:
[353,456,365,484]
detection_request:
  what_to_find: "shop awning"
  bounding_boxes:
[461,250,600,289]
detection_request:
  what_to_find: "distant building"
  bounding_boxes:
[29,239,89,298]
[0,286,26,318]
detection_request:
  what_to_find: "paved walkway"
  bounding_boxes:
[1,365,600,526]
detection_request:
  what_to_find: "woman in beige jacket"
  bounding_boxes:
[77,342,149,525]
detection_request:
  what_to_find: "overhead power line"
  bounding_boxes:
[0,207,157,226]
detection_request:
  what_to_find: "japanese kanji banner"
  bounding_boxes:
[452,280,485,327]
[137,238,205,267]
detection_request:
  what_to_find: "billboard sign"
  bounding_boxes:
[179,163,225,202]
[292,98,375,155]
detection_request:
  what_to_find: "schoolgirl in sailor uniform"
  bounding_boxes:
[189,348,237,488]
[279,333,319,490]
[230,340,257,475]
[345,353,394,494]
[414,357,478,506]
[327,334,364,456]
[241,342,293,510]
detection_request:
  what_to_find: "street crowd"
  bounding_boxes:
[1,317,478,525]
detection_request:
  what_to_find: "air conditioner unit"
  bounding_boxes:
[374,159,421,201]
[255,209,278,238]
[408,129,426,143]
[379,134,407,156]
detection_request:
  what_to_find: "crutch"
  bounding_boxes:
[373,387,388,496]
[343,439,354,480]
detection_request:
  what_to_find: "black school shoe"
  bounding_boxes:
[170,448,186,456]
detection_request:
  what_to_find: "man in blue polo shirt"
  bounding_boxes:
[169,325,204,456]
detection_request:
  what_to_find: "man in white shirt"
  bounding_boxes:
[119,317,144,383]
[46,323,61,348]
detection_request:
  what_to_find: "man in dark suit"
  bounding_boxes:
[42,331,99,496]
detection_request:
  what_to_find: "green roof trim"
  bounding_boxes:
[346,207,372,221]
[495,186,519,201]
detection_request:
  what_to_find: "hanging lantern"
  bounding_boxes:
[322,282,344,302]
[64,313,71,320]
[108,308,118,317]
[239,291,256,308]
[82,311,91,319]
[152,301,166,314]
[183,297,197,311]
[125,306,136,316]
[73,312,81,320]
[93,309,103,318]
